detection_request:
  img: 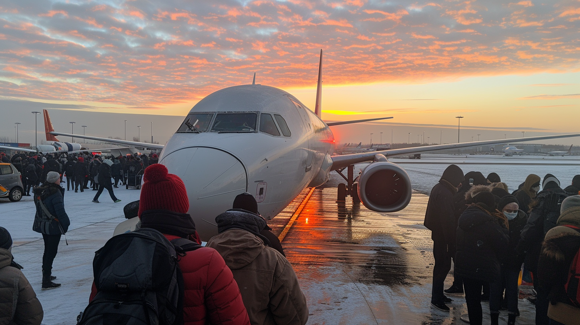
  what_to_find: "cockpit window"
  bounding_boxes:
[274,114,291,137]
[177,113,214,133]
[211,113,257,133]
[260,114,281,136]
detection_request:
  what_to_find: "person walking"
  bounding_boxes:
[89,164,251,324]
[538,195,580,325]
[490,195,528,325]
[424,164,464,311]
[207,197,309,325]
[0,227,44,324]
[32,171,70,289]
[92,159,120,203]
[24,157,39,196]
[455,186,509,325]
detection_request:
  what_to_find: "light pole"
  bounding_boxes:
[124,120,127,140]
[32,111,40,148]
[15,122,20,143]
[70,122,75,142]
[408,132,410,144]
[151,121,153,143]
[370,133,373,146]
[522,131,525,137]
[456,116,464,143]
[82,125,87,143]
[137,125,141,142]
[380,132,383,145]
[428,136,430,144]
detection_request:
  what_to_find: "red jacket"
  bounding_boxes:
[90,232,250,325]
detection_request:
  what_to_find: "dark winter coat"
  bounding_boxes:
[455,204,510,282]
[32,183,70,235]
[424,180,458,244]
[518,187,568,273]
[514,174,541,214]
[24,163,38,184]
[538,206,580,324]
[502,210,529,270]
[89,160,100,178]
[0,249,43,325]
[41,159,61,183]
[97,163,112,187]
[64,160,75,178]
[110,162,122,177]
[564,185,580,196]
[89,210,251,325]
[73,161,88,178]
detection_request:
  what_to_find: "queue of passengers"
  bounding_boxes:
[425,165,580,325]
[0,163,308,325]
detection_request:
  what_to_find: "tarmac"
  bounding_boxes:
[273,186,536,325]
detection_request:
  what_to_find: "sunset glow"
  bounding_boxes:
[1,0,579,141]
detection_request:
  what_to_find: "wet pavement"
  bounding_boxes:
[270,187,536,325]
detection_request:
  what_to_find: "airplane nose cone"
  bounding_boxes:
[160,147,247,240]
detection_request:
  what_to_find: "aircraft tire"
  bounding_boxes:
[337,183,346,203]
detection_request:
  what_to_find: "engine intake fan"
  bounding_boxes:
[356,156,412,212]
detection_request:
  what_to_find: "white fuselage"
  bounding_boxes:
[159,85,335,240]
[37,142,83,153]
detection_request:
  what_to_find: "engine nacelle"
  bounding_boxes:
[357,161,412,212]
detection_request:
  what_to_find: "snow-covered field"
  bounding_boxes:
[1,159,578,324]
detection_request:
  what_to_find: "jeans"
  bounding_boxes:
[463,277,486,325]
[93,183,118,202]
[66,176,74,191]
[431,239,452,303]
[490,267,520,315]
[42,234,61,277]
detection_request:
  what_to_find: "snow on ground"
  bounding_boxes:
[0,180,140,325]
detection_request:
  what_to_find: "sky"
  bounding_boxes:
[1,0,579,145]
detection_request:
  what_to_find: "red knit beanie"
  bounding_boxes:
[138,164,189,217]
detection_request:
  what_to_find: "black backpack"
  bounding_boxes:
[77,228,200,325]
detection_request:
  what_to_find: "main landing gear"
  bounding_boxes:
[334,164,360,204]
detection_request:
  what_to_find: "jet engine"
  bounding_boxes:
[356,159,412,213]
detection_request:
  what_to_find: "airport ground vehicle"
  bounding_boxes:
[125,166,143,190]
[0,163,24,202]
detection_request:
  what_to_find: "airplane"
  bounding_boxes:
[547,144,573,156]
[0,110,134,156]
[51,50,580,241]
[503,145,524,156]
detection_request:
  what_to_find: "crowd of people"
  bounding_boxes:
[425,165,580,325]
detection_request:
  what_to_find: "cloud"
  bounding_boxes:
[0,0,577,109]
[520,94,580,99]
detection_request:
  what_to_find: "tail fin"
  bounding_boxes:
[43,110,59,142]
[252,73,256,85]
[314,49,323,117]
[568,144,573,154]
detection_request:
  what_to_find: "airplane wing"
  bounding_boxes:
[331,133,580,170]
[0,145,37,153]
[49,132,164,150]
[326,117,393,126]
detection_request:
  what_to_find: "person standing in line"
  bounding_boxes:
[63,157,76,191]
[92,159,121,203]
[0,227,44,324]
[424,164,465,311]
[490,195,528,325]
[514,174,541,214]
[32,171,70,289]
[455,186,509,325]
[111,159,122,188]
[41,155,61,184]
[564,175,580,196]
[24,157,39,196]
[538,195,580,325]
[73,156,88,193]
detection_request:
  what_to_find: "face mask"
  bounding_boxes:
[531,186,540,193]
[504,211,518,220]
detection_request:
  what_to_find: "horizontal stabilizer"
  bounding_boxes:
[326,116,393,127]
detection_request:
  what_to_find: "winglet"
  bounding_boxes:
[314,49,323,117]
[43,110,59,142]
[252,73,256,85]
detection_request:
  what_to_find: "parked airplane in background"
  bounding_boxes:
[51,50,580,240]
[503,145,524,156]
[0,110,134,156]
[547,145,573,156]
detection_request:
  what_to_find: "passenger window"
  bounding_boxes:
[274,114,291,137]
[0,165,11,175]
[260,114,281,136]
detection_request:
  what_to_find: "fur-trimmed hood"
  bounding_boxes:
[542,206,580,262]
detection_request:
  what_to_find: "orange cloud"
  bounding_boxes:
[39,10,68,18]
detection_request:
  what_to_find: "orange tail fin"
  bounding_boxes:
[43,110,60,142]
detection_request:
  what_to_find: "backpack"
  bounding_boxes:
[77,228,200,325]
[564,225,580,308]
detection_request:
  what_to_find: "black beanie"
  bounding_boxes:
[465,171,487,186]
[487,172,501,183]
[0,227,13,250]
[233,193,259,214]
[491,187,510,198]
[572,175,580,188]
[498,195,519,211]
[473,191,496,209]
[441,165,464,187]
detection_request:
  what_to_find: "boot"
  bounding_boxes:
[42,275,61,290]
[490,312,499,325]
[508,314,516,325]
